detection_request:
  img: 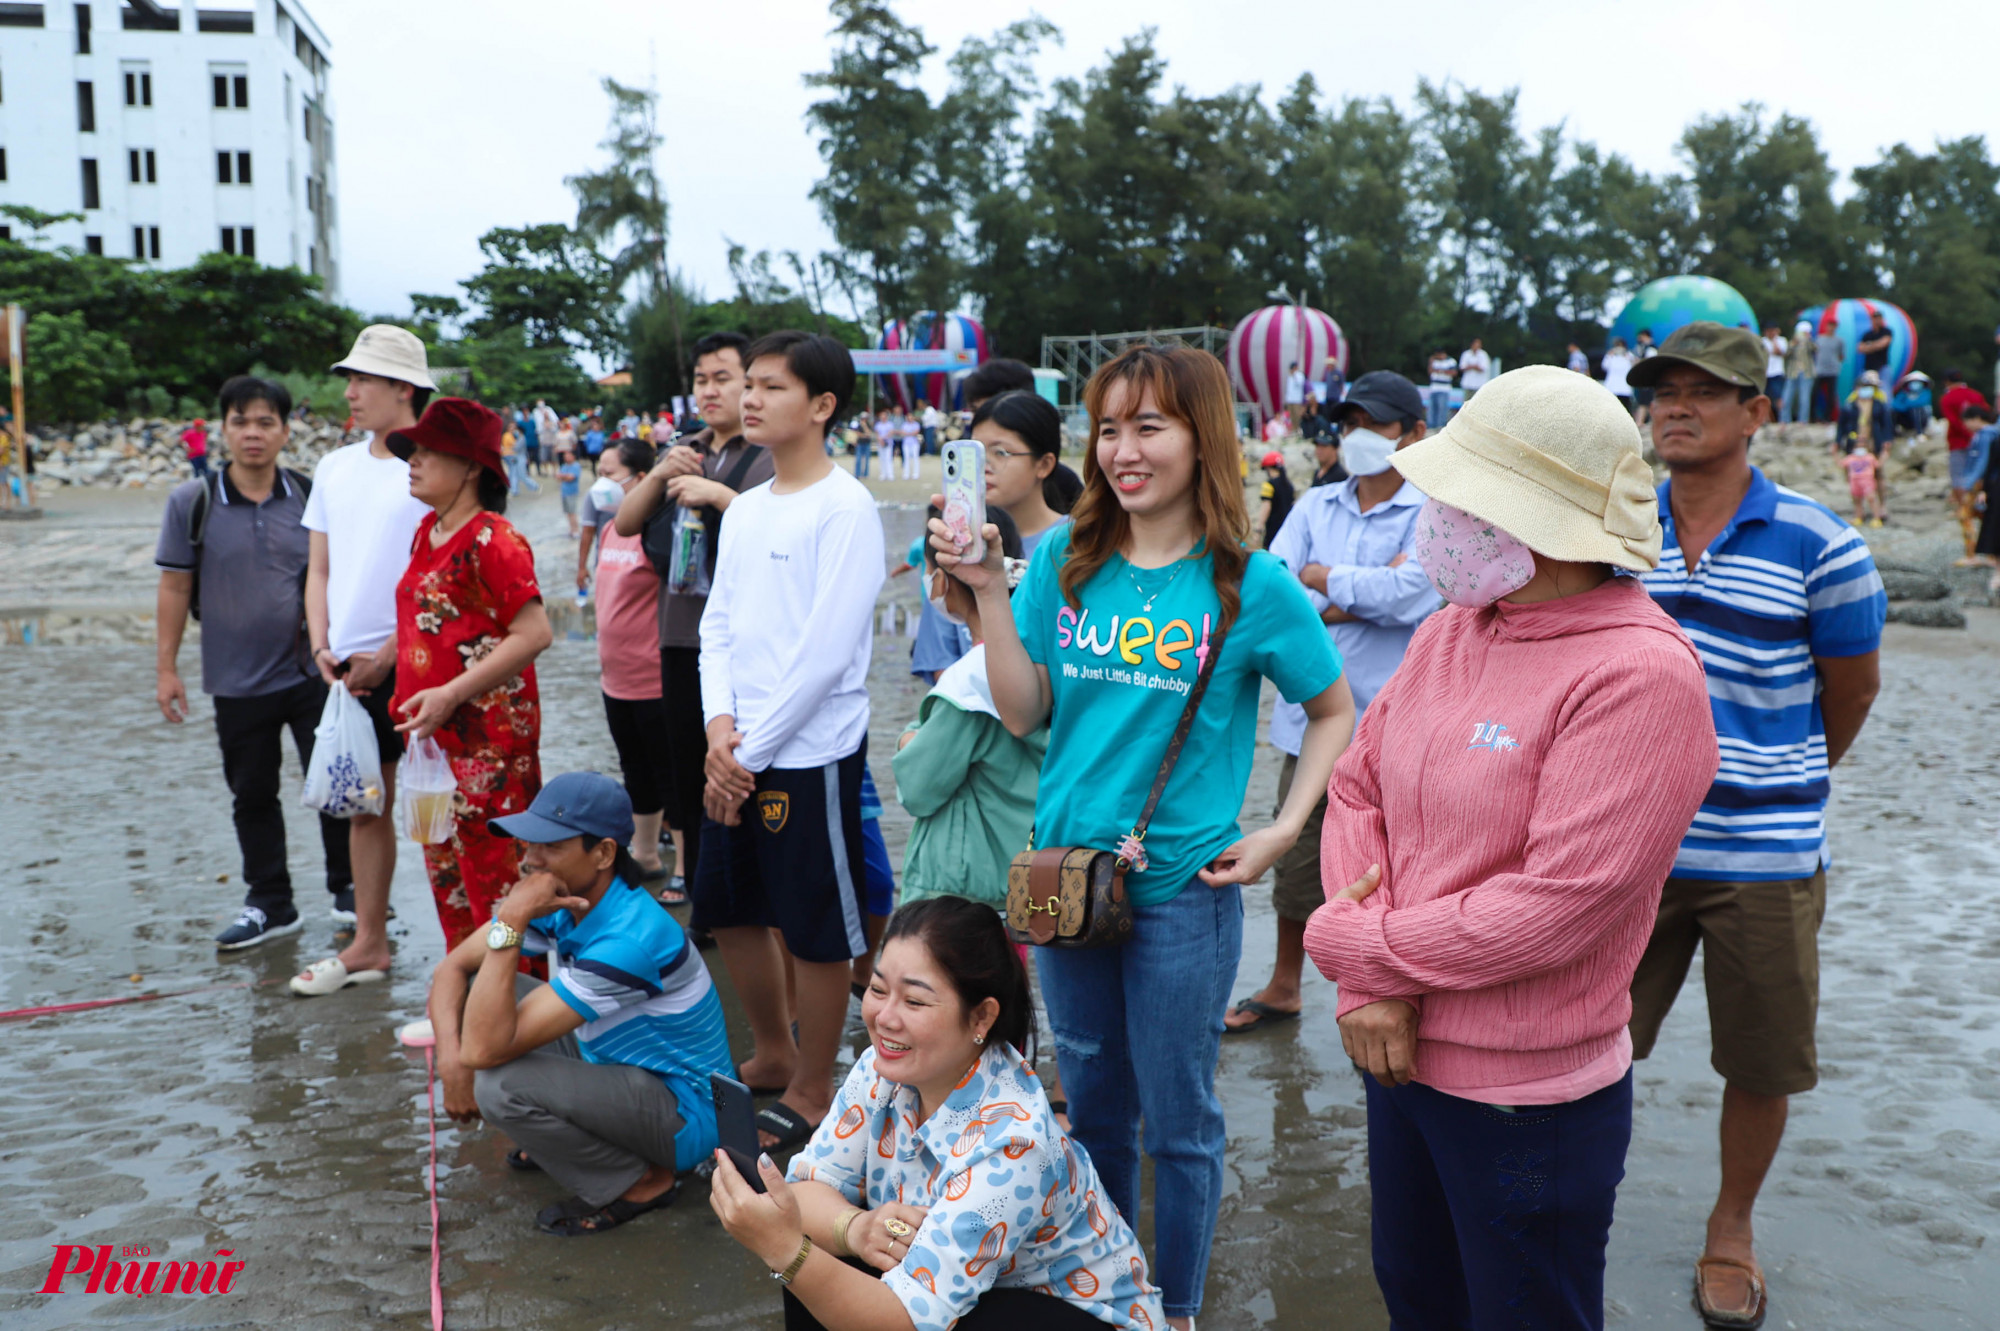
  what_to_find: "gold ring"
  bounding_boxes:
[883,1217,913,1239]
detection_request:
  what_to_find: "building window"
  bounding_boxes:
[85,234,103,255]
[124,68,153,107]
[80,158,99,209]
[239,226,254,258]
[132,225,144,257]
[218,151,252,184]
[76,80,94,132]
[128,149,157,183]
[73,1,88,52]
[145,149,155,182]
[233,75,248,108]
[213,74,226,108]
[0,148,8,182]
[220,226,235,255]
[0,226,11,242]
[236,150,251,183]
[128,148,139,182]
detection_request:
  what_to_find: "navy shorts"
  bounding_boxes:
[692,743,870,963]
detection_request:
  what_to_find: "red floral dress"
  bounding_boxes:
[393,510,543,949]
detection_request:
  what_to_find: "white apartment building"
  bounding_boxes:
[0,0,340,300]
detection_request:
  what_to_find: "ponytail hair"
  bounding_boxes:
[881,896,1033,1056]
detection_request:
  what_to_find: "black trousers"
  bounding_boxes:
[212,677,353,918]
[601,691,676,818]
[660,645,708,884]
[784,1280,1107,1330]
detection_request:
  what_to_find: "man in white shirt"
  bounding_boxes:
[1284,361,1308,430]
[696,330,884,1151]
[919,397,942,456]
[1458,337,1492,394]
[296,324,435,995]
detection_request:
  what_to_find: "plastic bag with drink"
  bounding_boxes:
[301,681,384,819]
[397,735,458,845]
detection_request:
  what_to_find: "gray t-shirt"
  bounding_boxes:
[155,470,317,697]
[658,433,776,650]
[1813,335,1845,377]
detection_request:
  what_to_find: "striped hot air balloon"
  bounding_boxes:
[1797,299,1918,404]
[1227,305,1348,425]
[873,312,990,411]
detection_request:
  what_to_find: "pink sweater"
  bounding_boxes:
[1304,576,1717,1094]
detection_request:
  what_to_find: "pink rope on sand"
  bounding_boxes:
[407,1034,444,1331]
[0,979,260,1022]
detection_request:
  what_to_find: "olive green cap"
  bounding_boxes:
[1626,321,1765,392]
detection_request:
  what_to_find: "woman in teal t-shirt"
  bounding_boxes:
[933,345,1354,1327]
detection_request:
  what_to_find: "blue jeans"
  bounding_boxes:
[1781,373,1813,424]
[853,443,870,477]
[1366,1070,1633,1330]
[1035,882,1243,1318]
[1426,386,1452,430]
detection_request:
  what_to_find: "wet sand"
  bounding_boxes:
[4,475,1999,1329]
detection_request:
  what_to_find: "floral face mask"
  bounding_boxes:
[1411,497,1537,607]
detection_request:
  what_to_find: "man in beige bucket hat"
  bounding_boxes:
[1626,322,1886,1329]
[292,325,437,998]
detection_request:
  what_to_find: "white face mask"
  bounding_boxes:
[1341,428,1402,477]
[927,572,967,628]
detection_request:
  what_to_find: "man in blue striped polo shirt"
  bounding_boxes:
[429,772,735,1237]
[1626,323,1885,1329]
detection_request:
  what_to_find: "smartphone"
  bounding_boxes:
[940,440,987,566]
[710,1073,767,1193]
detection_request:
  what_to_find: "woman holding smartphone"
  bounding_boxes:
[933,345,1355,1328]
[973,390,1071,558]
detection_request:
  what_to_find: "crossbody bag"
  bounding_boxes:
[1006,617,1232,948]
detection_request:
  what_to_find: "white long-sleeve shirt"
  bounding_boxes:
[699,467,886,772]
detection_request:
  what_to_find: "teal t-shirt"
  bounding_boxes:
[1012,525,1341,907]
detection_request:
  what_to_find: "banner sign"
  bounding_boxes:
[850,348,978,373]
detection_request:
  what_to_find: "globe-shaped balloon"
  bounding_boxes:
[1228,305,1347,423]
[1795,299,1917,403]
[873,312,989,412]
[1607,276,1758,352]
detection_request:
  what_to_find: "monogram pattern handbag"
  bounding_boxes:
[1006,618,1232,948]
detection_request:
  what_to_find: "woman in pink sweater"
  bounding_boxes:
[1304,365,1717,1328]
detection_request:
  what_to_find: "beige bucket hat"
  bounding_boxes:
[331,324,437,390]
[1390,364,1662,572]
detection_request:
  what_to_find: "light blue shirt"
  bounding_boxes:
[1265,476,1438,753]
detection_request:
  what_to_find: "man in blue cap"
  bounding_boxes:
[427,772,734,1236]
[1225,370,1440,1034]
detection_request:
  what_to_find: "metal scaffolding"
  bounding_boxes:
[1038,326,1229,407]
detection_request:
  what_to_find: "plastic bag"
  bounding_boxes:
[666,503,711,596]
[396,735,458,845]
[301,682,384,819]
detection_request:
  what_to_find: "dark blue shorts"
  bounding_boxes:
[691,743,870,964]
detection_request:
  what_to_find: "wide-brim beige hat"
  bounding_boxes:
[331,324,437,390]
[1391,364,1662,572]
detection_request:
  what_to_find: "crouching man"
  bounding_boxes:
[428,771,736,1236]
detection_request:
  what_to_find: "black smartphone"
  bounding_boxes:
[710,1073,767,1194]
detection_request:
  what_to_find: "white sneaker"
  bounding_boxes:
[396,1017,435,1047]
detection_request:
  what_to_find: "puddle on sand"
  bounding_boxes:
[4,486,1999,1329]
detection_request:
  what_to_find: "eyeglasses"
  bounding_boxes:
[986,447,1036,463]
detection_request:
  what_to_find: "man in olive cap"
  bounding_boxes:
[1627,322,1886,1329]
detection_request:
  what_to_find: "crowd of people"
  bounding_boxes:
[151,315,1901,1330]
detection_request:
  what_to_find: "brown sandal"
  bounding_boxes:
[1693,1256,1767,1329]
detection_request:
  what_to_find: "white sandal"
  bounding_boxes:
[289,957,388,997]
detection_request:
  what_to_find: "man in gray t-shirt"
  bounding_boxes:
[612,334,775,895]
[1811,330,1846,424]
[155,376,351,950]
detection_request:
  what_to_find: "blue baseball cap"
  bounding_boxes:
[488,772,635,847]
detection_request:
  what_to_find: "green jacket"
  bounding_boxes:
[892,690,1047,910]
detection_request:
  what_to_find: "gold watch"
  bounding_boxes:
[485,918,523,951]
[772,1235,812,1286]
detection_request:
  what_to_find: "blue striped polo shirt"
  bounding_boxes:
[525,880,736,1169]
[1640,468,1885,881]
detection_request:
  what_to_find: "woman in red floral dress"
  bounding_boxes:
[385,398,554,947]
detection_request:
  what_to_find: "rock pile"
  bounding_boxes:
[25,417,355,490]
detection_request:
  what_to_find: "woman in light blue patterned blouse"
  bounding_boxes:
[712,897,1164,1330]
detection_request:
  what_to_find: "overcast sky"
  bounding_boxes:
[318,0,2000,334]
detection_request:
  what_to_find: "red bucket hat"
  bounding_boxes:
[384,397,505,479]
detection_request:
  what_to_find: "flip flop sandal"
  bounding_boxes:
[755,1101,819,1152]
[1693,1256,1768,1329]
[289,957,388,997]
[506,1149,541,1172]
[1223,998,1302,1035]
[656,881,690,907]
[537,1183,680,1236]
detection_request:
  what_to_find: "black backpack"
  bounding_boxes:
[185,467,313,621]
